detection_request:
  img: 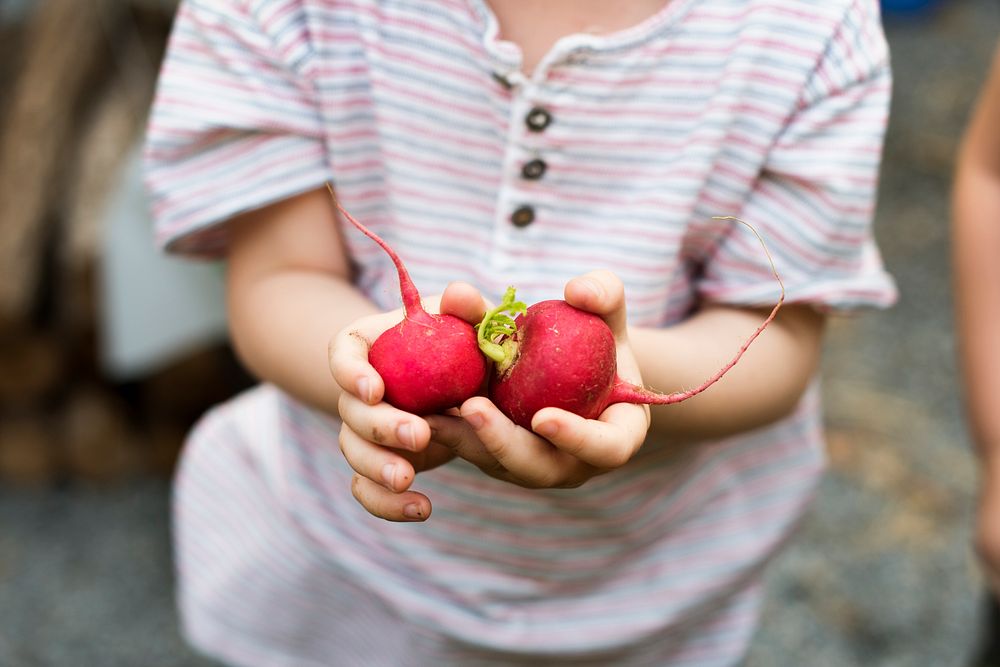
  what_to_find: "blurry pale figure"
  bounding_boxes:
[98,145,228,381]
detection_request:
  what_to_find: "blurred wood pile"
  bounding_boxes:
[0,0,252,485]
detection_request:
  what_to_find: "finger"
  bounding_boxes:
[439,281,489,324]
[459,397,582,488]
[563,270,628,338]
[425,413,507,476]
[351,473,431,522]
[329,327,383,405]
[531,403,648,469]
[338,391,431,452]
[339,423,417,493]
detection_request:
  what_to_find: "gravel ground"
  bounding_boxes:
[0,483,198,667]
[2,2,998,666]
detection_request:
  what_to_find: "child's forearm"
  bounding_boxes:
[629,304,825,443]
[954,169,1000,472]
[954,44,1000,473]
[954,155,1000,473]
[224,187,379,416]
[228,269,378,415]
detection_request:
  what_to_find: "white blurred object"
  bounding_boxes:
[99,145,228,380]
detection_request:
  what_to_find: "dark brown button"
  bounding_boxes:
[511,205,535,227]
[525,107,552,132]
[521,159,547,180]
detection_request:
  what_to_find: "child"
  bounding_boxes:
[145,1,896,664]
[952,40,1000,667]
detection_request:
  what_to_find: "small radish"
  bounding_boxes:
[329,186,486,415]
[477,217,785,430]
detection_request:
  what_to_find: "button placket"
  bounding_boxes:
[490,93,532,268]
[492,80,556,268]
[510,102,551,228]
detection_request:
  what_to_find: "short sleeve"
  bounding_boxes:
[696,0,897,311]
[143,0,328,257]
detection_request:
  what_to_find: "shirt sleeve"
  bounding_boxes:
[143,0,328,258]
[695,0,897,312]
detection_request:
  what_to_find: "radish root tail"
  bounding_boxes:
[610,215,786,406]
[326,182,424,319]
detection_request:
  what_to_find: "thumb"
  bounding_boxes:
[564,270,628,338]
[439,281,489,325]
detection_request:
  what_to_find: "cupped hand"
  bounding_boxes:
[428,270,651,489]
[328,281,488,521]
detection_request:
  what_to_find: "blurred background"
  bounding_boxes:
[0,0,996,665]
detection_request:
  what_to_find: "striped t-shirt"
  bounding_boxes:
[145,0,896,664]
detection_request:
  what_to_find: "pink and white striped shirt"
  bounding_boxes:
[145,1,896,664]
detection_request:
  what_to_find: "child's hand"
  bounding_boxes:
[428,271,651,489]
[978,465,1000,593]
[329,281,488,521]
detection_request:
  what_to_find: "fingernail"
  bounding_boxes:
[535,421,558,439]
[464,411,485,430]
[357,376,372,403]
[397,422,415,449]
[381,463,396,489]
[403,503,424,520]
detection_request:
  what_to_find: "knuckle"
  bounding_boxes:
[566,432,590,457]
[481,459,509,480]
[516,476,546,490]
[604,447,631,469]
[352,475,391,520]
[350,474,364,502]
[544,470,578,489]
[427,420,455,448]
[532,467,565,490]
[337,391,352,417]
[485,436,510,463]
[558,465,600,489]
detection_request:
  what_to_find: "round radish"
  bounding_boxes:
[478,217,785,430]
[331,189,486,415]
[487,299,617,428]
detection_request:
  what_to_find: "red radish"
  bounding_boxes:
[478,217,785,430]
[329,186,486,415]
